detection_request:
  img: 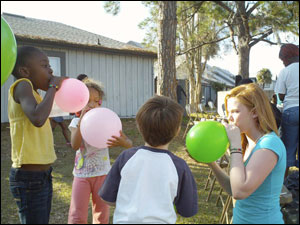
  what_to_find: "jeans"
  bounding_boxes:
[281,106,299,168]
[9,167,53,224]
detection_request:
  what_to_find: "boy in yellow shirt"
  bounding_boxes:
[8,46,65,224]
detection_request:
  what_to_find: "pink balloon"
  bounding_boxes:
[80,107,122,149]
[55,78,89,113]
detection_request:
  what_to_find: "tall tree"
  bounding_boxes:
[157,1,177,100]
[213,1,299,78]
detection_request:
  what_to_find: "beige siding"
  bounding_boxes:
[1,44,154,123]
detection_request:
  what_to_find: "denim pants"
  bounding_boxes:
[9,167,53,224]
[281,106,299,168]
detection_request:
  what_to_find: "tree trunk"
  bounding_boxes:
[157,1,177,101]
[238,42,250,78]
[235,1,251,78]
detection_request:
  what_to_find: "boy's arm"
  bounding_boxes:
[174,162,198,217]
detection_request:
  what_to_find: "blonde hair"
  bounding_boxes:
[224,83,278,153]
[82,78,105,99]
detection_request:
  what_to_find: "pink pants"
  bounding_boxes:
[68,176,110,224]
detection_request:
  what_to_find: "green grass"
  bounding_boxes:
[1,117,232,224]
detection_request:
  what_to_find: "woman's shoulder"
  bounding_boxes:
[258,132,285,155]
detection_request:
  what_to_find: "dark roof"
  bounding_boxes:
[2,13,157,57]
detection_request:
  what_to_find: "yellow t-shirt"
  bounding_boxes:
[8,78,57,168]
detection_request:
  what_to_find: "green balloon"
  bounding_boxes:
[1,16,17,86]
[186,121,229,163]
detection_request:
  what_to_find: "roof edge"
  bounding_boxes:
[15,36,157,58]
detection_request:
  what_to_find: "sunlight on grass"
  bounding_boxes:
[52,174,73,205]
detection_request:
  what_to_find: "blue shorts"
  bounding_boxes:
[52,116,64,123]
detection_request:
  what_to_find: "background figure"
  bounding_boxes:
[176,79,187,105]
[274,43,299,178]
[50,116,70,146]
[237,78,253,86]
[76,74,88,81]
[235,74,243,86]
[270,94,282,130]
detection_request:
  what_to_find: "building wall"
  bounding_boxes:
[1,42,155,123]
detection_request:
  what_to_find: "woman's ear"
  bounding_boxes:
[252,109,258,119]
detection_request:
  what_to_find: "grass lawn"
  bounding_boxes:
[1,117,232,224]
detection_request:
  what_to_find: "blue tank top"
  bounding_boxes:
[233,132,286,224]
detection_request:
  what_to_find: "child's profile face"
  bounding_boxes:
[87,87,102,109]
[26,51,54,91]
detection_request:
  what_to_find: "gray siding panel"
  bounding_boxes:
[137,58,144,110]
[99,54,107,107]
[126,56,133,117]
[132,57,139,115]
[120,56,126,117]
[1,44,154,123]
[112,55,120,114]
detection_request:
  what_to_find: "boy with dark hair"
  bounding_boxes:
[98,95,198,224]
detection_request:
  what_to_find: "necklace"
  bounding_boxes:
[255,134,263,143]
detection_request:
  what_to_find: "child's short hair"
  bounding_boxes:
[136,95,184,147]
[12,46,43,78]
[82,78,105,99]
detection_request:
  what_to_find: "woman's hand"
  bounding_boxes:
[107,131,133,149]
[222,122,242,149]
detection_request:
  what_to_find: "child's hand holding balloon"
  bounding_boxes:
[49,76,68,91]
[80,108,122,149]
[107,130,133,149]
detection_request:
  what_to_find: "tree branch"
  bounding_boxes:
[246,2,261,17]
[213,1,234,14]
[177,35,230,55]
[252,38,278,45]
[249,29,273,48]
[226,21,239,55]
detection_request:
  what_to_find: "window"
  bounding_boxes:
[39,50,69,117]
[49,57,61,76]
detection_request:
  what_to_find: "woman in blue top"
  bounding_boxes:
[208,83,286,224]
